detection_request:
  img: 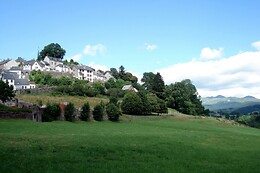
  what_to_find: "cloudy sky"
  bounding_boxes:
[1,0,260,98]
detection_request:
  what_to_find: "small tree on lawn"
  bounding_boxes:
[106,103,121,122]
[64,102,75,122]
[93,103,105,121]
[42,103,61,122]
[81,102,90,121]
[0,80,15,103]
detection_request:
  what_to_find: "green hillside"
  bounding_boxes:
[0,118,259,173]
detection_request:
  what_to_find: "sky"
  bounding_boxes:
[1,0,260,98]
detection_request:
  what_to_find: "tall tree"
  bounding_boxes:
[38,43,66,60]
[0,81,15,103]
[110,68,119,79]
[119,65,125,79]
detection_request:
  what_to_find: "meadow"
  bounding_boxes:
[0,117,259,173]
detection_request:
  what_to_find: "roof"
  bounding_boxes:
[24,60,35,65]
[122,85,138,92]
[45,56,62,62]
[10,66,22,71]
[16,57,25,63]
[0,59,10,65]
[14,78,30,85]
[2,72,18,80]
[76,65,94,71]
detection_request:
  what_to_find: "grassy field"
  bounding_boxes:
[16,93,108,108]
[0,117,259,173]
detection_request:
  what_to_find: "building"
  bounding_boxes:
[0,59,19,70]
[44,56,63,70]
[73,65,94,82]
[122,85,138,92]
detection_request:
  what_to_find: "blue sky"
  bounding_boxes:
[1,0,260,97]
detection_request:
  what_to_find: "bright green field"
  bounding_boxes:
[0,118,259,173]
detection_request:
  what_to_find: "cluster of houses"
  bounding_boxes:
[0,56,114,91]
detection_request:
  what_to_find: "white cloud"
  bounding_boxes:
[70,54,82,62]
[158,51,260,98]
[252,41,260,51]
[87,62,109,72]
[200,47,223,60]
[83,44,106,56]
[145,44,158,51]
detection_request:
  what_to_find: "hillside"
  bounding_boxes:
[0,118,259,173]
[202,96,260,114]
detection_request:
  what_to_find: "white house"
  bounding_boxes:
[122,85,138,92]
[0,59,19,70]
[44,56,62,70]
[1,72,18,88]
[93,71,106,82]
[9,66,22,78]
[73,65,94,82]
[104,71,115,81]
[32,61,45,71]
[55,64,70,73]
[23,60,35,71]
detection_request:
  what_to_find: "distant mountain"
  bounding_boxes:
[202,96,260,113]
[231,104,260,115]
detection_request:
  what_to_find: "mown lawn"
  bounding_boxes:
[0,118,259,173]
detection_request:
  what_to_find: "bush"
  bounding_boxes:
[64,102,75,122]
[42,103,61,122]
[121,92,143,115]
[81,102,90,121]
[106,103,121,122]
[93,103,105,121]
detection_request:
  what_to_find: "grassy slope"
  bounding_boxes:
[16,94,108,108]
[0,118,259,173]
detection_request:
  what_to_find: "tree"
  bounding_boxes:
[64,102,75,122]
[42,103,61,122]
[121,92,143,115]
[0,80,15,103]
[141,72,165,98]
[106,103,121,121]
[81,103,90,121]
[93,103,105,121]
[165,79,206,115]
[110,68,119,79]
[119,65,125,79]
[38,43,66,60]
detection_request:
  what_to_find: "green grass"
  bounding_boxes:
[0,118,259,173]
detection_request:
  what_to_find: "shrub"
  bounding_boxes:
[81,102,90,121]
[93,103,105,121]
[106,103,121,122]
[64,102,75,122]
[42,103,61,122]
[121,92,143,115]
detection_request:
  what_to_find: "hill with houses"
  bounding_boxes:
[0,56,114,91]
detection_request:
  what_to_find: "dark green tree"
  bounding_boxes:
[106,103,121,121]
[110,68,119,79]
[64,102,75,122]
[42,103,61,122]
[0,80,15,103]
[93,103,105,121]
[165,79,206,115]
[121,92,143,115]
[81,102,90,121]
[38,43,66,60]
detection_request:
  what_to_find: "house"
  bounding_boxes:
[73,65,94,82]
[1,71,18,88]
[31,61,45,71]
[23,60,35,71]
[93,71,106,82]
[122,85,138,92]
[15,57,26,66]
[0,59,19,70]
[55,64,70,73]
[104,71,115,81]
[44,56,62,70]
[14,79,31,90]
[9,66,22,78]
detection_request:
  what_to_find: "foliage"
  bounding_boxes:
[38,43,66,60]
[80,102,90,121]
[121,92,143,115]
[165,79,206,115]
[141,72,165,98]
[237,114,260,128]
[64,102,75,122]
[0,80,15,103]
[147,94,168,114]
[93,102,105,121]
[0,104,31,113]
[63,59,79,66]
[42,103,61,122]
[106,103,121,121]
